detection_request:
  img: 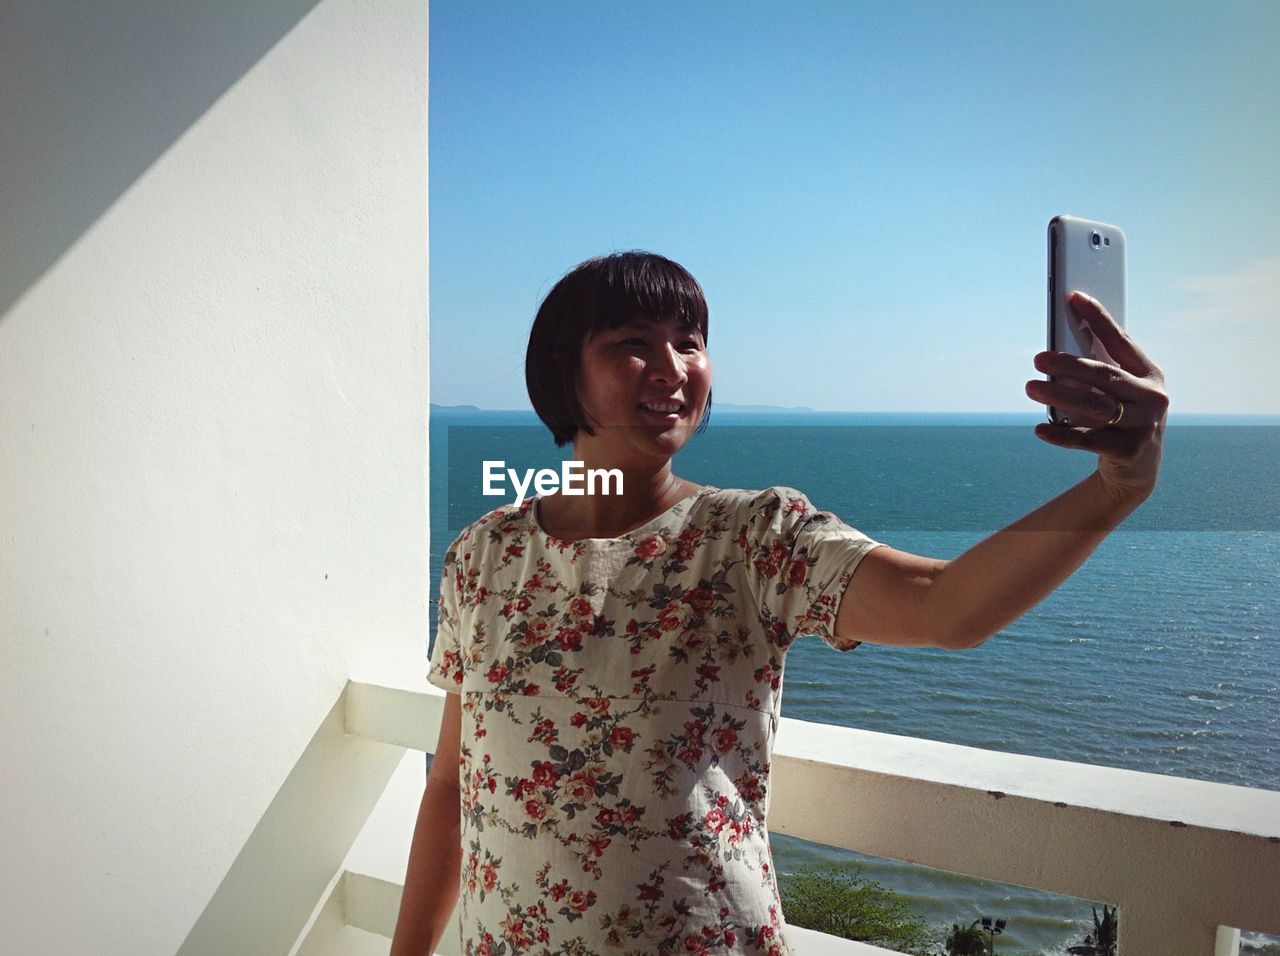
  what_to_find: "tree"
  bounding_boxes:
[1067,905,1118,956]
[778,863,935,954]
[943,919,990,956]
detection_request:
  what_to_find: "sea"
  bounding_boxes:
[427,407,1280,955]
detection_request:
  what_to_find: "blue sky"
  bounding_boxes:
[429,1,1279,413]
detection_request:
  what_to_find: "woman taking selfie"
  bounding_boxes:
[391,251,1168,955]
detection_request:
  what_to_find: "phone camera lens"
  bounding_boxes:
[1091,231,1102,247]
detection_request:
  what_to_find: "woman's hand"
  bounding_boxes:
[1025,291,1169,506]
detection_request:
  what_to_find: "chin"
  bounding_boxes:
[613,430,689,463]
[646,429,695,456]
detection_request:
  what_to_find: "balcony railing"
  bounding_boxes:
[274,681,1279,956]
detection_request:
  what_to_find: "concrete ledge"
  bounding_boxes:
[345,681,1280,955]
[770,718,1280,954]
[774,715,1280,838]
[784,925,903,954]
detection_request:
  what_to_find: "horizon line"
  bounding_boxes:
[430,404,1280,418]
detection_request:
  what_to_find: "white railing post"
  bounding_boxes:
[1215,925,1242,956]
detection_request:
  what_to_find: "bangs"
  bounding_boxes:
[590,253,709,340]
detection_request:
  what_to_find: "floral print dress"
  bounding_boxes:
[427,485,883,956]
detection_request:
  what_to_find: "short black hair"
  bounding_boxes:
[525,251,712,447]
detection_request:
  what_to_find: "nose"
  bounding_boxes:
[649,341,688,386]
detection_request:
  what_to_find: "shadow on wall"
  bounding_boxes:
[0,0,323,318]
[177,683,406,956]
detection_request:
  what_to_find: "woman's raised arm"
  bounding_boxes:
[834,292,1168,650]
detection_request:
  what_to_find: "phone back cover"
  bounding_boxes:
[1050,215,1127,363]
[1047,216,1127,425]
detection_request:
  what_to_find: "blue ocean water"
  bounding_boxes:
[427,409,1280,954]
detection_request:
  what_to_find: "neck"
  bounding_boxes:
[538,442,696,539]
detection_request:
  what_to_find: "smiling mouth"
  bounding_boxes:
[638,402,686,415]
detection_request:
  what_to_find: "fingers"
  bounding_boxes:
[1066,292,1159,377]
[1026,379,1121,428]
[1032,350,1150,403]
[1034,423,1129,455]
[1031,348,1169,430]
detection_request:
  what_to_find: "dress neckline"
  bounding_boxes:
[532,485,717,546]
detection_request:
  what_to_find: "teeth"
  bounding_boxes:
[641,402,682,414]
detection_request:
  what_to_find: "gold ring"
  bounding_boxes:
[1106,400,1124,426]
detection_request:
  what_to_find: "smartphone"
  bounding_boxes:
[1047,215,1127,426]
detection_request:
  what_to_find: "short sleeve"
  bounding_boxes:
[426,537,465,692]
[742,487,884,651]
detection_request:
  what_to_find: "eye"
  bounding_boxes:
[679,339,702,352]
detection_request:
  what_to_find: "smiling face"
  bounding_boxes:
[573,314,713,466]
[525,252,713,449]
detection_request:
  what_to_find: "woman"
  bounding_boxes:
[392,252,1168,955]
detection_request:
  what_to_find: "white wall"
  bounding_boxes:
[0,1,429,952]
